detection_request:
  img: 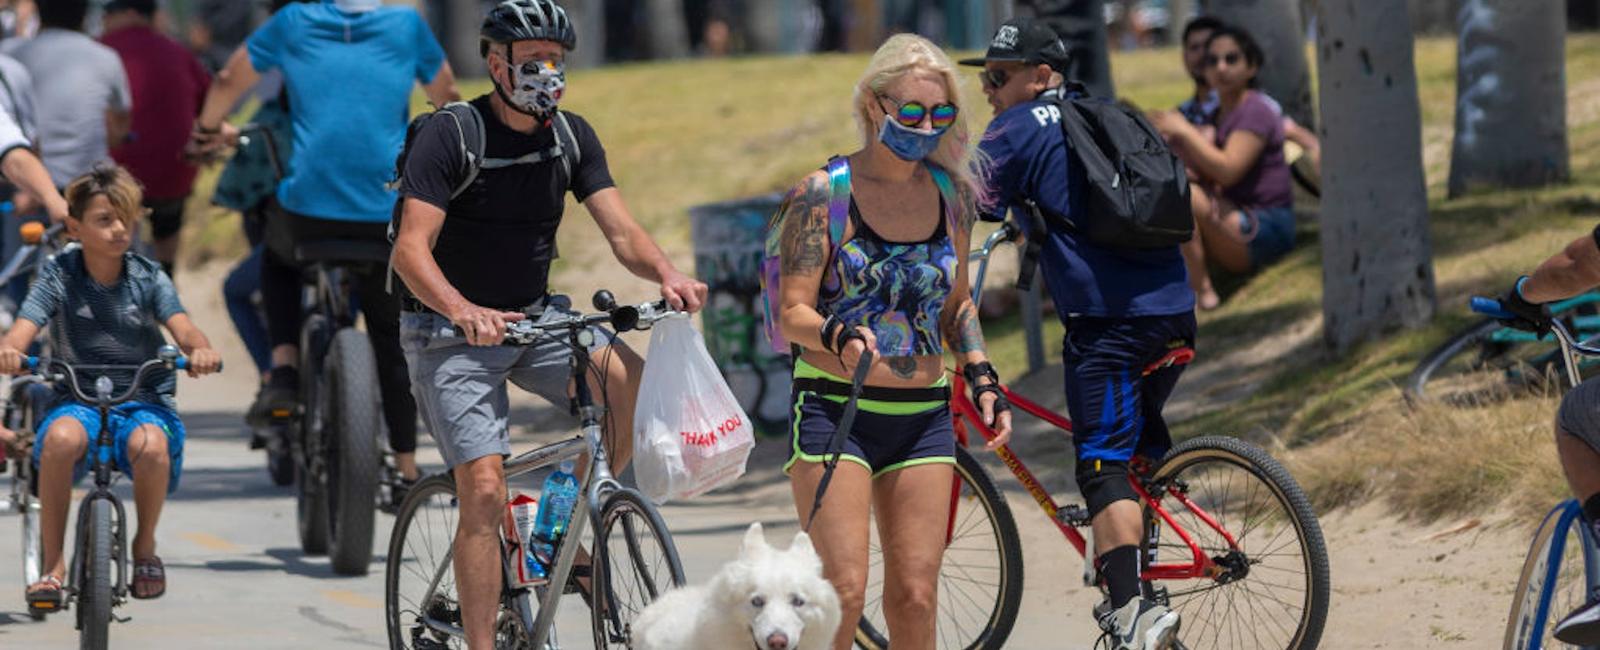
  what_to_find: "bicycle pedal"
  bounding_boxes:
[113,613,130,624]
[1057,504,1092,527]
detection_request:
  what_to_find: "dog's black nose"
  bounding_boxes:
[766,632,790,650]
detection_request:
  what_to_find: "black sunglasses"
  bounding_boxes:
[1203,52,1244,68]
[979,68,1011,90]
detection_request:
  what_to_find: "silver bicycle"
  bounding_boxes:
[385,290,686,649]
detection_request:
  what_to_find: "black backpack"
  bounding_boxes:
[385,101,582,291]
[1035,83,1192,250]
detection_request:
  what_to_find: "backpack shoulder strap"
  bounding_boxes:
[554,110,580,181]
[444,101,485,200]
[824,156,851,247]
[925,164,961,235]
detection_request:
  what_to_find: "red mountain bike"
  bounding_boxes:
[854,223,1330,650]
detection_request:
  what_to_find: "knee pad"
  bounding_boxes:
[1076,459,1137,518]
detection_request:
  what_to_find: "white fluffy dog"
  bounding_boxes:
[632,523,842,650]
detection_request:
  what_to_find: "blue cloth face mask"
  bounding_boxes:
[331,0,382,12]
[878,117,944,162]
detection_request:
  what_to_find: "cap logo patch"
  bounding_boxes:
[993,25,1019,49]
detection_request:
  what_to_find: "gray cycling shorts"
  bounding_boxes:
[1559,376,1600,454]
[400,295,616,469]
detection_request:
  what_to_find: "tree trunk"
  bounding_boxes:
[1446,0,1568,197]
[565,0,607,68]
[1025,0,1116,98]
[1205,0,1315,127]
[643,0,691,58]
[847,0,883,52]
[1316,0,1437,353]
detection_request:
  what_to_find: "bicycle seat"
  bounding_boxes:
[293,239,391,266]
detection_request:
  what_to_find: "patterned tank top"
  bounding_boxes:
[818,163,960,357]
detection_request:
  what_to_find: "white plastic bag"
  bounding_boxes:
[632,317,754,504]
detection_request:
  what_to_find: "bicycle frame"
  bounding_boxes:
[410,298,673,649]
[957,222,1240,582]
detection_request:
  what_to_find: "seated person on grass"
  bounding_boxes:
[0,165,221,607]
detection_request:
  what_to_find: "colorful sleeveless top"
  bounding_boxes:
[818,157,961,357]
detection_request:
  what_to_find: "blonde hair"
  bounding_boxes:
[64,164,144,227]
[852,33,986,203]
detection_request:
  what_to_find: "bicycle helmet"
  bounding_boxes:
[480,0,577,57]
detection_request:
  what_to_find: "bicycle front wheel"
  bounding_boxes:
[590,488,685,650]
[856,445,1024,650]
[1145,436,1330,650]
[78,497,114,650]
[1505,500,1595,650]
[386,473,463,650]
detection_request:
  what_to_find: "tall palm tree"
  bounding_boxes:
[1205,0,1314,127]
[1447,0,1568,198]
[1315,0,1437,352]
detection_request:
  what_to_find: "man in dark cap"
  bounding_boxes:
[963,17,1193,650]
[101,0,212,279]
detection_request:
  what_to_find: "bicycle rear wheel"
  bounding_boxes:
[325,328,380,576]
[1144,436,1329,650]
[78,497,114,650]
[1505,500,1596,649]
[590,488,685,649]
[386,473,464,650]
[855,445,1024,650]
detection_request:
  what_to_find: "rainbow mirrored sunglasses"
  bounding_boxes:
[878,95,959,131]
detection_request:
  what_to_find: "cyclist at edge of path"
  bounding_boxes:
[961,18,1195,650]
[1497,225,1600,645]
[189,0,461,490]
[388,2,706,648]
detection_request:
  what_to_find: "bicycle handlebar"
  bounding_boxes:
[1471,296,1600,386]
[23,345,210,406]
[450,290,681,345]
[969,220,1025,305]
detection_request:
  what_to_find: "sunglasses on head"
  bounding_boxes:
[878,95,959,131]
[1203,52,1243,68]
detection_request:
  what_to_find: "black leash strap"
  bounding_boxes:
[804,350,874,532]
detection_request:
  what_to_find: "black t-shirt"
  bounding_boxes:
[400,95,614,309]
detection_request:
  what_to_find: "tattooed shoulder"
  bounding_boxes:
[779,172,834,276]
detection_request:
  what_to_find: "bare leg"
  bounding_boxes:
[453,456,508,650]
[127,424,170,561]
[569,342,645,473]
[1559,428,1600,504]
[1181,183,1220,310]
[791,460,874,650]
[32,418,88,591]
[394,452,419,482]
[1090,499,1144,594]
[873,463,956,650]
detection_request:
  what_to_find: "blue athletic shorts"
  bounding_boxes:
[33,401,185,493]
[1063,313,1196,465]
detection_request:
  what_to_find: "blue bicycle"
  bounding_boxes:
[1472,296,1600,650]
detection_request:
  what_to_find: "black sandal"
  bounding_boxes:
[132,556,166,600]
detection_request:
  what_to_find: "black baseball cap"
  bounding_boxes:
[958,18,1070,71]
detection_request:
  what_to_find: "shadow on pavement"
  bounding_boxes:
[165,464,289,502]
[166,547,385,581]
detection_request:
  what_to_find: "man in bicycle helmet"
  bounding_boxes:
[1499,226,1600,644]
[963,19,1193,648]
[188,0,461,496]
[389,2,705,647]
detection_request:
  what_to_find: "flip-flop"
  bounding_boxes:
[132,556,165,600]
[26,574,63,612]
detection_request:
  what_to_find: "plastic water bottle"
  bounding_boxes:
[531,460,580,563]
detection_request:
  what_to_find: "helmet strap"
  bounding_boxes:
[490,74,553,125]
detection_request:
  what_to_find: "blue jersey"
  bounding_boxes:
[977,91,1194,318]
[247,1,445,223]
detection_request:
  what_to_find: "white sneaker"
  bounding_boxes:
[1097,598,1181,650]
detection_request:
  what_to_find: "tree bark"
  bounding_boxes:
[1205,0,1315,127]
[643,0,691,58]
[847,0,883,52]
[1024,0,1116,98]
[1316,0,1437,354]
[1446,0,1569,198]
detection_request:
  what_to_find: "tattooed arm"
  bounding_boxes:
[780,171,846,351]
[942,184,1013,447]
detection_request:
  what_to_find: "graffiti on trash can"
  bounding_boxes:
[689,193,792,432]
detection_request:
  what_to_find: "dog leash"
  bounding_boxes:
[804,349,874,532]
